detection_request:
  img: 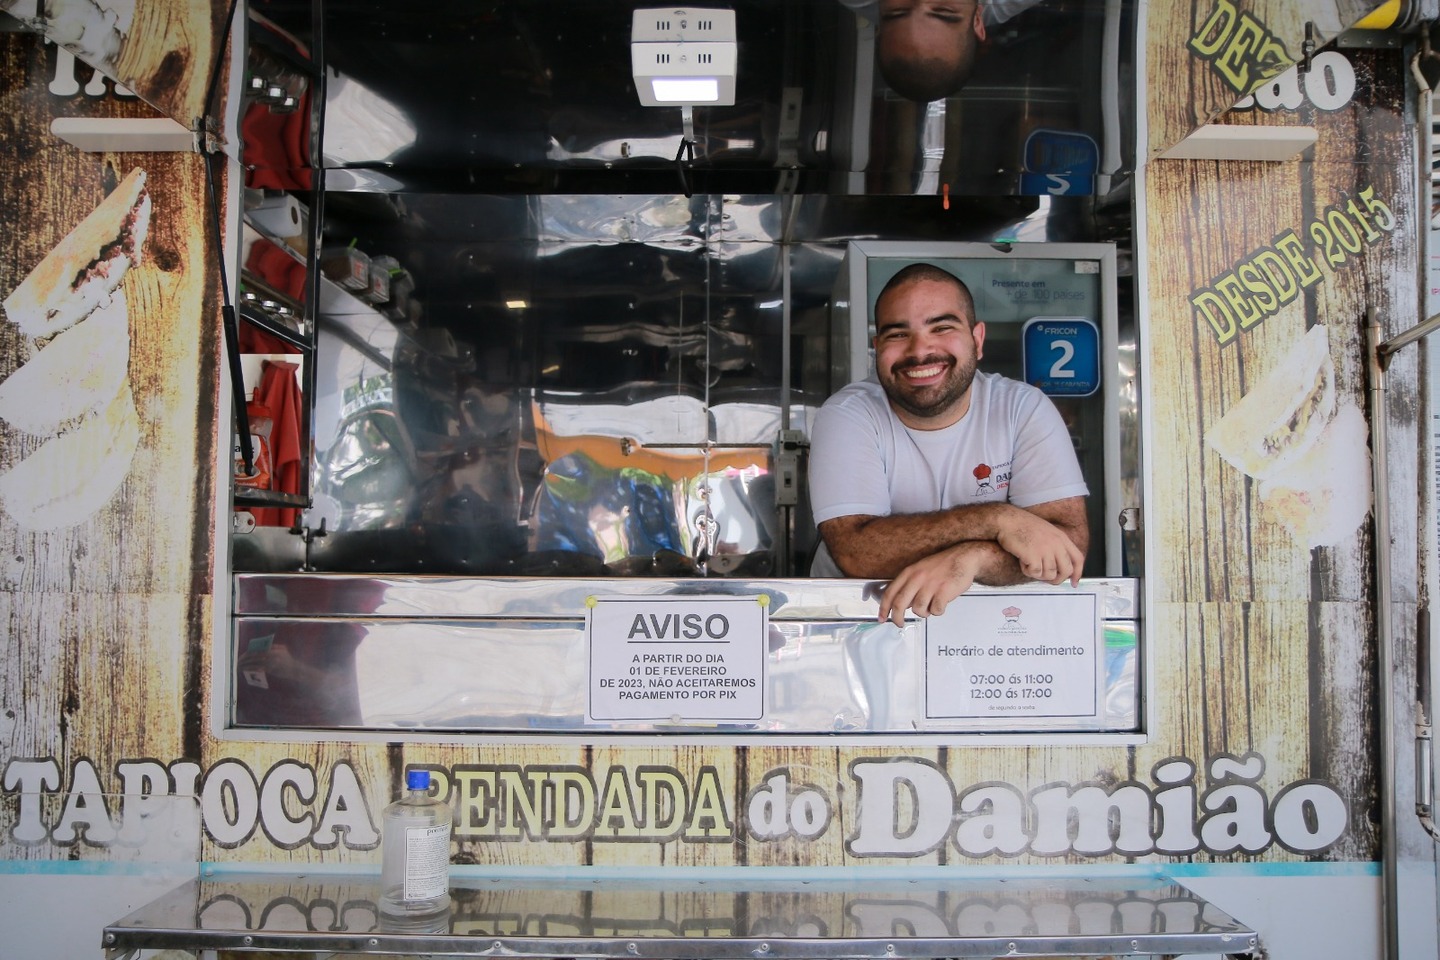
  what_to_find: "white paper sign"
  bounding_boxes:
[587,595,767,722]
[924,590,1101,724]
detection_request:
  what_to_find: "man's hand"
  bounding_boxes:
[877,542,985,626]
[995,506,1085,587]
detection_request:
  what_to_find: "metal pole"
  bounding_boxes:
[1377,310,1440,362]
[1368,316,1402,960]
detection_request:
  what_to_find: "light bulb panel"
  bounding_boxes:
[631,8,737,107]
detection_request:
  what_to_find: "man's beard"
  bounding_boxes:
[881,353,978,421]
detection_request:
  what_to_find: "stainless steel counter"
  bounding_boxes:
[230,575,1140,736]
[234,575,1139,619]
[104,870,1256,958]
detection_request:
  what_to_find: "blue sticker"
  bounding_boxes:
[1019,129,1099,197]
[1024,129,1099,174]
[1018,172,1095,196]
[1022,317,1101,397]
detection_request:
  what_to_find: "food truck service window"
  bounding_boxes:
[225,0,1142,743]
[229,237,1142,742]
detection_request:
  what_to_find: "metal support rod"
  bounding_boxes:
[1408,13,1440,853]
[1366,315,1401,960]
[778,240,794,576]
[301,0,329,509]
[1095,0,1123,197]
[208,153,254,476]
[201,0,251,475]
[1377,309,1440,365]
[1418,606,1439,838]
[781,217,793,434]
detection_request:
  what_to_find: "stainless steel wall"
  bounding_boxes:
[232,574,1139,733]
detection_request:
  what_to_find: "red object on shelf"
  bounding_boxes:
[238,323,302,355]
[248,359,304,528]
[242,90,313,191]
[234,398,274,492]
[244,237,308,305]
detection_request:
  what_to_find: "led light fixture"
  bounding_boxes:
[631,8,737,107]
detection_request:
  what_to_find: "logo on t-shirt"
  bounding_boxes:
[972,462,1012,497]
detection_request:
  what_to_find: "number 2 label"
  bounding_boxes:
[1048,340,1077,379]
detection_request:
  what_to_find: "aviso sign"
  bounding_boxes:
[587,595,768,723]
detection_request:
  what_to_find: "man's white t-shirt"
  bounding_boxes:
[808,372,1088,576]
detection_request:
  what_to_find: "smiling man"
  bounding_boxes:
[808,262,1089,624]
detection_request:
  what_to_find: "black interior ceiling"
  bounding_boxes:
[250,0,1135,195]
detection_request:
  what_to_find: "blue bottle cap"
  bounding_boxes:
[405,769,431,791]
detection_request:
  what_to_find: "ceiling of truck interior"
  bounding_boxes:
[249,0,1135,197]
[241,0,1140,350]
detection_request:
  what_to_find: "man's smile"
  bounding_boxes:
[894,358,954,383]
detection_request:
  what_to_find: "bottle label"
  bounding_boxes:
[402,824,450,901]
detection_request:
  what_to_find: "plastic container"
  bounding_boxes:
[366,254,401,305]
[379,769,452,917]
[321,244,371,292]
[389,268,415,317]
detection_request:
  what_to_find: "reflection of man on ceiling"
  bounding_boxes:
[841,0,1044,102]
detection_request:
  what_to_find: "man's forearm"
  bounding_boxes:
[961,539,1037,586]
[843,532,1031,585]
[822,503,1016,578]
[824,496,1090,583]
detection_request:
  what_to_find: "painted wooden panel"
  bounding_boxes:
[1146,0,1391,155]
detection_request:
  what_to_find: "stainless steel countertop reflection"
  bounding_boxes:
[104,871,1257,958]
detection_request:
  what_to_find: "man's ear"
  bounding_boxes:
[972,3,987,42]
[972,320,986,359]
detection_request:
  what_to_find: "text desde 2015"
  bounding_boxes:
[1191,185,1397,346]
